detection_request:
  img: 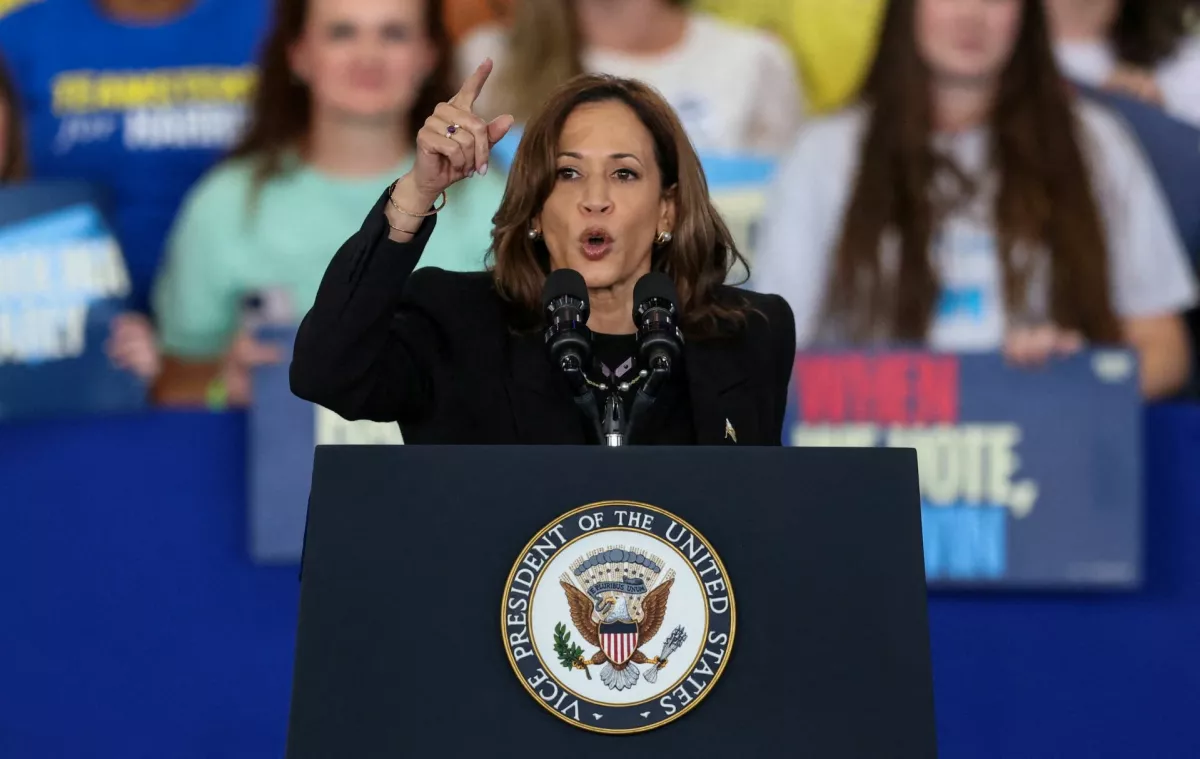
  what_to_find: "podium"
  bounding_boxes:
[285,446,937,758]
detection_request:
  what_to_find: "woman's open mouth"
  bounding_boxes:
[580,228,614,260]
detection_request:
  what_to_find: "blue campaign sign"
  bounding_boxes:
[0,182,146,420]
[248,326,402,564]
[784,350,1142,589]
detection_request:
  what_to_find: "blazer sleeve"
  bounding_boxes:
[290,189,444,424]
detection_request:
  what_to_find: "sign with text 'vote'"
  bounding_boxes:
[785,350,1142,589]
[0,183,146,420]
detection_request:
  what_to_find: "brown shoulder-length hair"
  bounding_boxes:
[489,74,748,337]
[0,52,27,183]
[825,0,1121,344]
[231,0,454,186]
[1112,0,1197,67]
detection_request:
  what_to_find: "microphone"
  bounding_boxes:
[627,273,684,443]
[632,272,683,377]
[542,269,603,443]
[543,268,592,384]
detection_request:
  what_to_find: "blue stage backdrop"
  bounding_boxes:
[249,326,401,564]
[0,182,146,420]
[785,350,1142,589]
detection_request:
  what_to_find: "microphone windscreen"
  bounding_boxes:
[632,272,680,312]
[542,268,589,312]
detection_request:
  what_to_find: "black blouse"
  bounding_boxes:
[589,332,696,445]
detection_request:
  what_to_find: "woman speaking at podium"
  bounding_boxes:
[290,59,795,445]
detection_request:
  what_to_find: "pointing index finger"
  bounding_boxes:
[450,58,494,110]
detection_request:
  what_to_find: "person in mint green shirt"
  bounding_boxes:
[155,152,502,358]
[151,0,505,406]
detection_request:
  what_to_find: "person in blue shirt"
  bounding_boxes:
[4,41,167,382]
[0,0,271,384]
[0,0,271,313]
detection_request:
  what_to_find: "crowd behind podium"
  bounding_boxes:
[2,3,1199,756]
[1,0,1198,407]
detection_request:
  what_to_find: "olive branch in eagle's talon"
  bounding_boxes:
[554,622,592,680]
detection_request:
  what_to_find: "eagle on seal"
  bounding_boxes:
[559,576,675,691]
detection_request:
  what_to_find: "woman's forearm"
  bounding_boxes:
[1125,314,1193,400]
[290,189,438,420]
[386,174,441,243]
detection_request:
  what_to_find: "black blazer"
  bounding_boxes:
[290,191,797,445]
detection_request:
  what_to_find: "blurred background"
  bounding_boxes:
[1,0,1199,756]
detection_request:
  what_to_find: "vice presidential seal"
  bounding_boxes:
[501,501,735,734]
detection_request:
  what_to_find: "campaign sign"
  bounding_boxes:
[0,182,146,421]
[248,325,402,564]
[785,350,1142,589]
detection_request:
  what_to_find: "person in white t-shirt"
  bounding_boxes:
[455,0,804,156]
[754,0,1197,399]
[1047,0,1200,128]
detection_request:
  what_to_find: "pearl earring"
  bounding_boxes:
[656,230,673,245]
[528,228,541,240]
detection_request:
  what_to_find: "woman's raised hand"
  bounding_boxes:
[1003,324,1084,368]
[390,59,515,220]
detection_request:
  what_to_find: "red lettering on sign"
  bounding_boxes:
[795,357,845,423]
[873,356,909,425]
[795,353,961,424]
[914,356,959,423]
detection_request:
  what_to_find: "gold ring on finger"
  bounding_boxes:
[446,123,462,138]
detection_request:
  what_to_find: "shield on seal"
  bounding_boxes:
[599,621,639,665]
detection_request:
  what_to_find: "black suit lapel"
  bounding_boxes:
[685,335,757,445]
[506,330,590,444]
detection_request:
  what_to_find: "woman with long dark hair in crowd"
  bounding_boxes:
[456,0,804,156]
[1047,0,1200,127]
[0,53,25,183]
[152,0,506,407]
[289,63,795,444]
[754,0,1197,399]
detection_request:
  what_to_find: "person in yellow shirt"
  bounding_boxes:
[696,0,886,113]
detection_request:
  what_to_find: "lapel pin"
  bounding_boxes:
[724,418,737,443]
